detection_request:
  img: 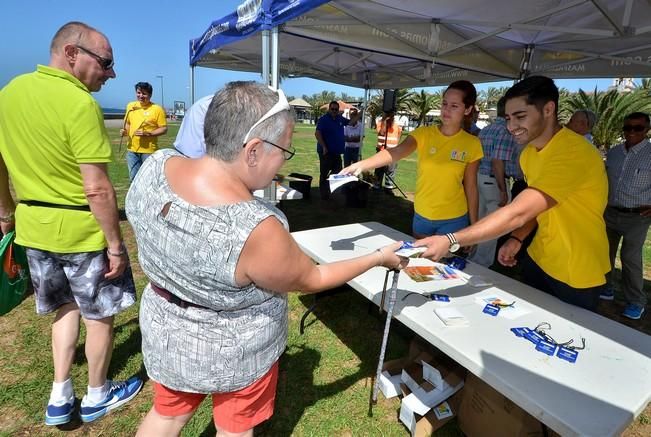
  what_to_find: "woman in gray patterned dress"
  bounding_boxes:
[127,82,406,437]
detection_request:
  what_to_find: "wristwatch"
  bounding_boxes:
[445,233,460,253]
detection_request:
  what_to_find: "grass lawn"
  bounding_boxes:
[0,123,649,436]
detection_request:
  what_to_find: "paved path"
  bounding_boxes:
[104,119,123,128]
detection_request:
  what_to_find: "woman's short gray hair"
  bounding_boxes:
[204,81,294,162]
[576,109,597,131]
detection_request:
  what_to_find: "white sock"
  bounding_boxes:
[49,378,74,405]
[86,381,109,404]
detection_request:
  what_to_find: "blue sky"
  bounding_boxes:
[1,0,620,110]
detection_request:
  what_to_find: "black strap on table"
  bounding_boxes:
[20,200,91,212]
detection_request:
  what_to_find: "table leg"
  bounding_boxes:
[370,269,400,412]
[378,269,390,315]
[300,298,318,335]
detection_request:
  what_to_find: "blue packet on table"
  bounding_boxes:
[524,329,547,345]
[446,256,467,271]
[482,303,500,316]
[430,293,450,302]
[510,327,530,337]
[557,346,579,363]
[535,339,558,356]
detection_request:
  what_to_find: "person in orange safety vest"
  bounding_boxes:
[374,110,402,189]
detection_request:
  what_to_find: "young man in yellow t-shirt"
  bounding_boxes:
[120,81,167,181]
[415,76,609,311]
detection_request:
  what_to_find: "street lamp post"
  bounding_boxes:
[156,75,165,115]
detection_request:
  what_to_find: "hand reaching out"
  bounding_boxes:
[377,241,410,270]
[339,163,364,177]
[497,237,522,267]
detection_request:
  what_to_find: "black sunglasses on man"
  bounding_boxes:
[76,45,114,70]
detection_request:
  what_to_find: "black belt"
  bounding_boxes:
[20,200,90,211]
[508,176,525,182]
[611,206,644,213]
[151,283,208,310]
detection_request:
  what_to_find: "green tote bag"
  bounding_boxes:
[0,231,30,316]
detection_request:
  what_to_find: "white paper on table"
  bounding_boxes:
[328,174,358,192]
[434,307,469,326]
[473,287,531,320]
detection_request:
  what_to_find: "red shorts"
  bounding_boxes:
[153,362,279,433]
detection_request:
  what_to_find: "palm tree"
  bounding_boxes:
[635,78,651,92]
[557,87,574,123]
[366,91,384,128]
[303,91,336,121]
[394,88,414,114]
[339,92,361,103]
[408,90,440,127]
[563,87,651,148]
[478,86,509,112]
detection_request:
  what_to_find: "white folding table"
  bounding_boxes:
[291,221,651,437]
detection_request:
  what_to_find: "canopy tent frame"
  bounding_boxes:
[189,0,651,93]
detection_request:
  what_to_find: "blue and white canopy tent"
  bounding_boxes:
[189,0,330,101]
[188,0,651,201]
[190,0,651,96]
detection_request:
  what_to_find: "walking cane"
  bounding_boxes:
[369,268,401,415]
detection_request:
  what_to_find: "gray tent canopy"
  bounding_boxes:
[191,0,651,90]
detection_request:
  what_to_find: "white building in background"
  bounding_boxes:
[609,78,636,93]
[288,98,312,123]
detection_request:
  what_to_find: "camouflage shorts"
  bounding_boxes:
[26,248,137,320]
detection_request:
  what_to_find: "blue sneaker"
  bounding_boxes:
[599,288,615,301]
[622,304,645,320]
[45,397,75,426]
[80,377,143,423]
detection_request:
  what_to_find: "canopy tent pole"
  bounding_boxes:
[262,30,270,85]
[271,27,280,89]
[518,44,535,82]
[190,66,195,104]
[362,70,370,130]
[261,28,277,203]
[360,86,370,159]
[362,87,369,129]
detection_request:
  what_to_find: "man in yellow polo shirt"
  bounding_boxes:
[416,76,609,311]
[0,22,142,425]
[120,81,167,181]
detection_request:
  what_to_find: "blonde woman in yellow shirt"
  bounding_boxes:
[342,80,483,238]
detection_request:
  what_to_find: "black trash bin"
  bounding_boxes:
[287,173,313,199]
